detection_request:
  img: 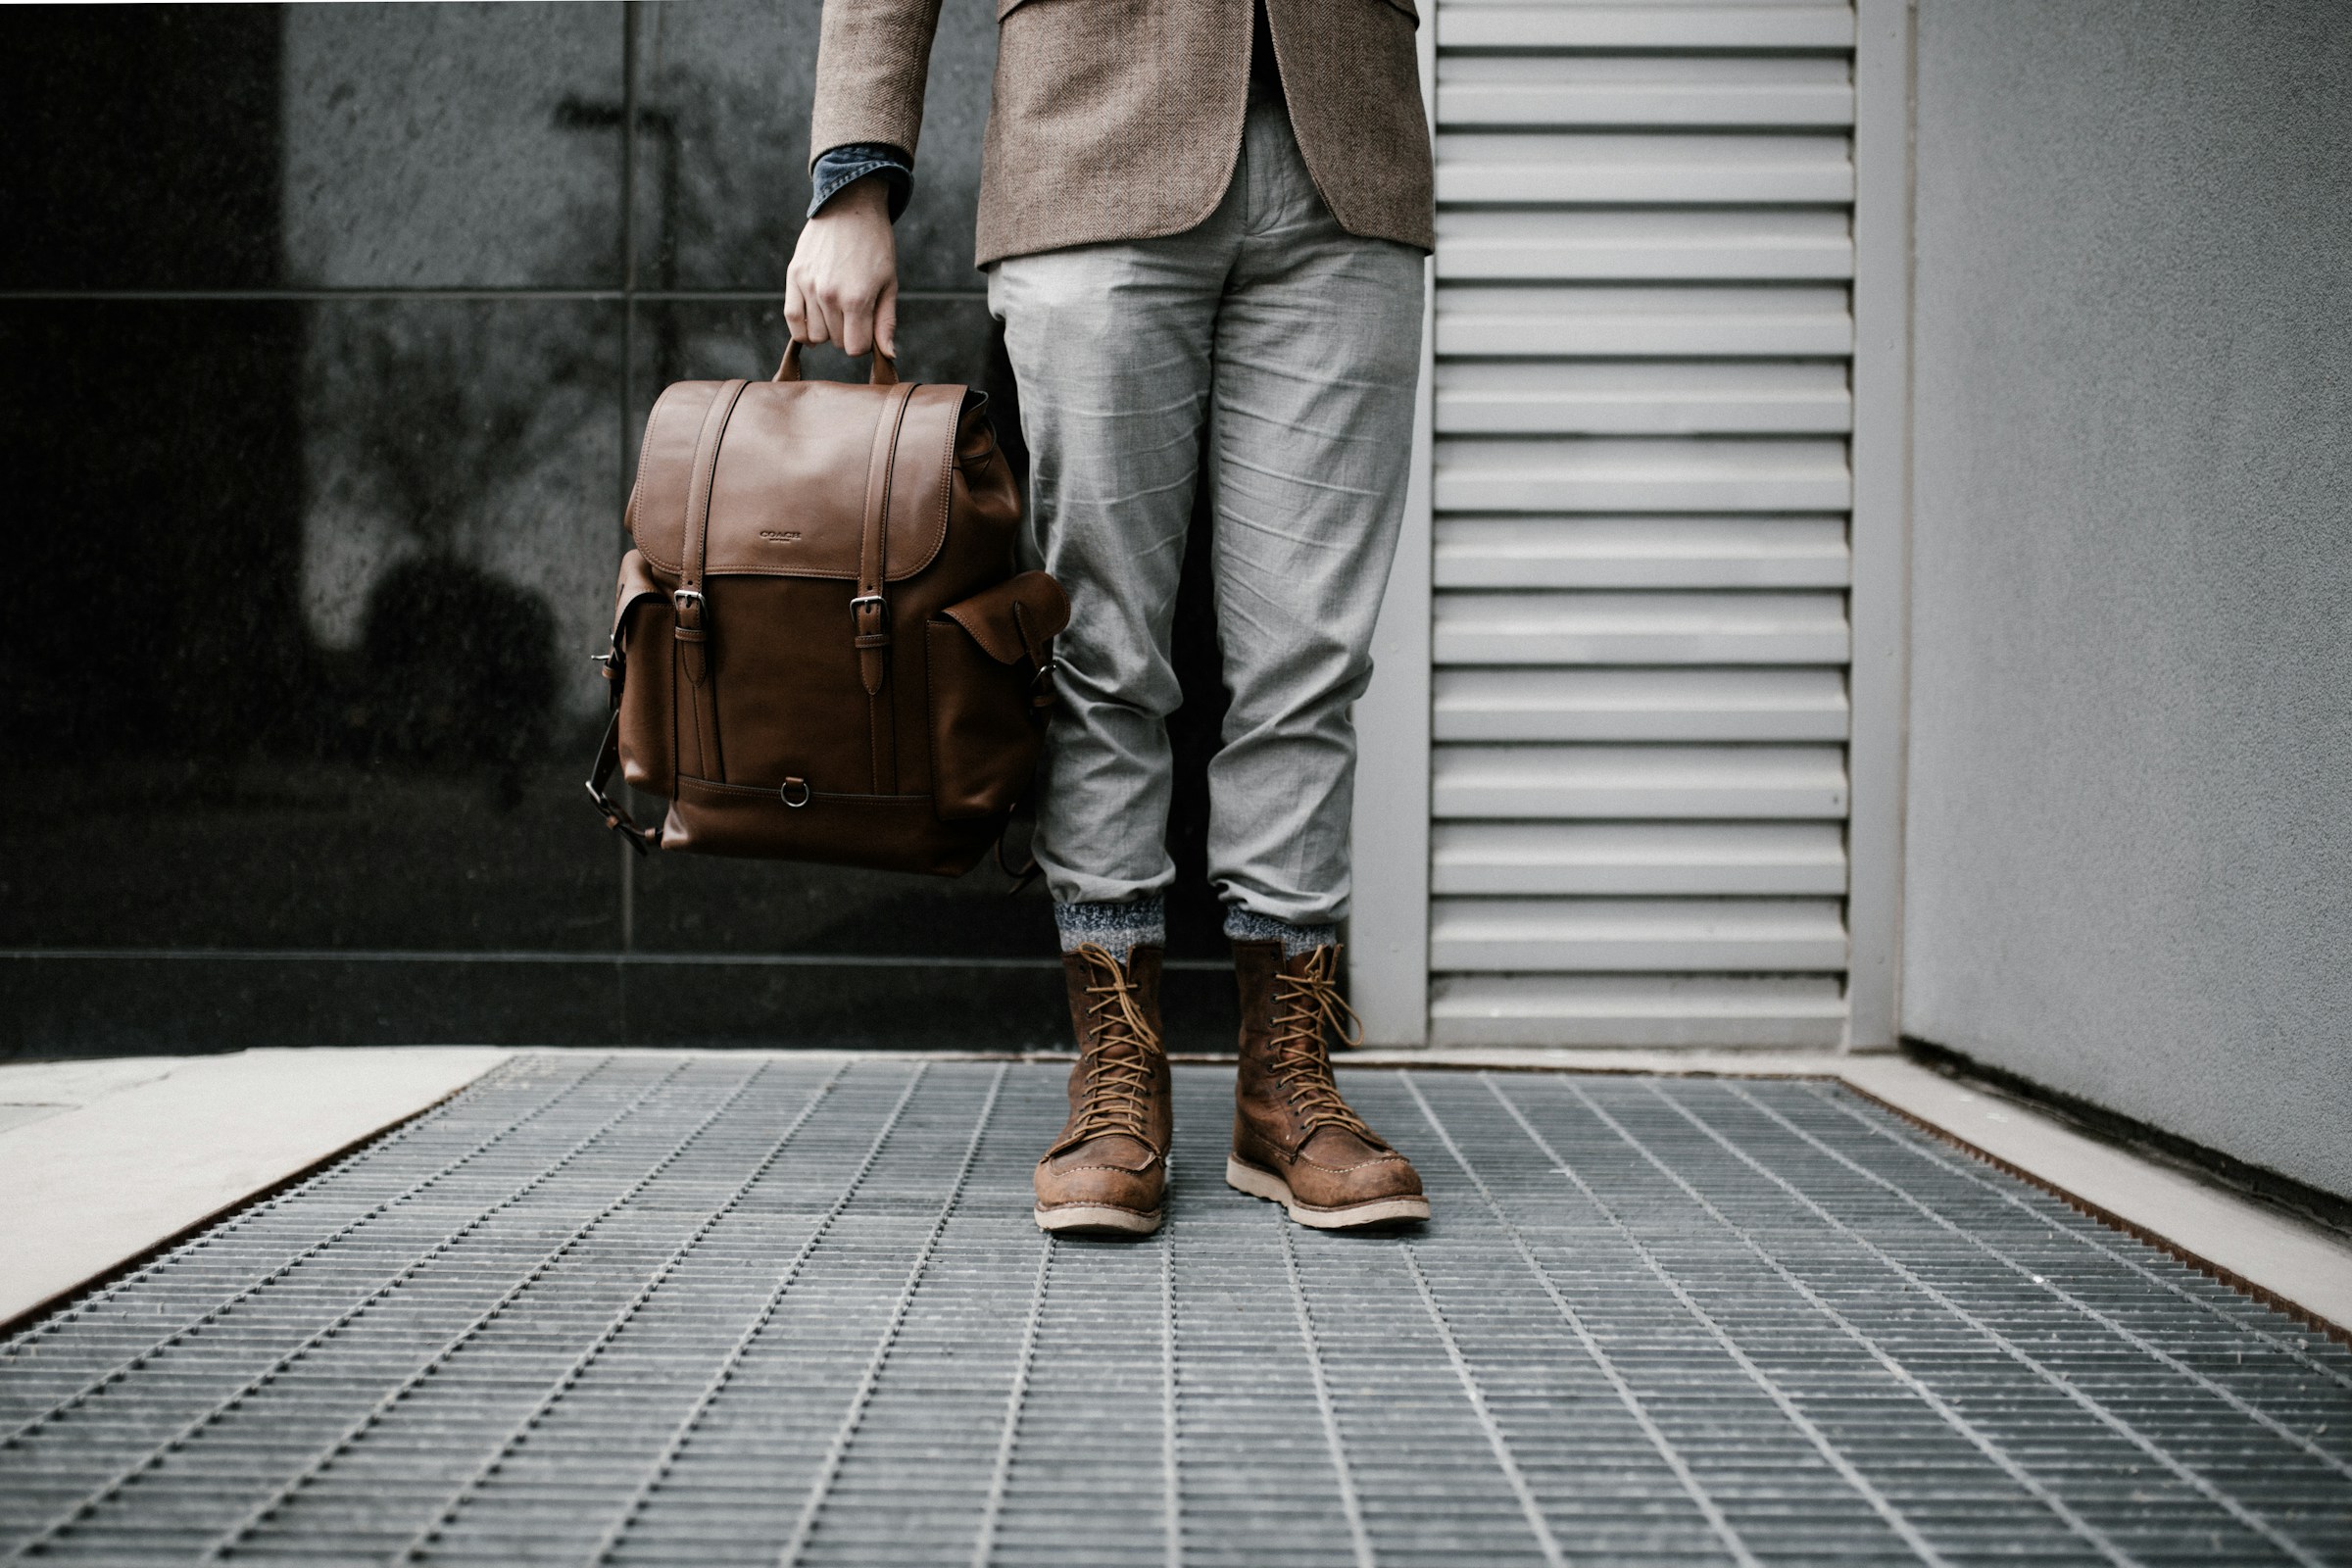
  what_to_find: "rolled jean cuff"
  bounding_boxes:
[807,143,913,220]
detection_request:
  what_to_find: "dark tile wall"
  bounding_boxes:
[627,0,997,294]
[0,3,1237,1053]
[4,7,286,290]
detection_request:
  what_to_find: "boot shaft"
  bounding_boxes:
[1231,938,1292,1112]
[1231,939,1366,1151]
[1059,943,1172,1155]
[1065,944,1164,1051]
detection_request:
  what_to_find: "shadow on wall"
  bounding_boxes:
[349,562,560,808]
[303,298,596,793]
[297,296,612,744]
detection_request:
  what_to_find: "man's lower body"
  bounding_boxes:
[991,84,1429,1235]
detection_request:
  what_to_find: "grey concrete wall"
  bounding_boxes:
[1902,0,2352,1197]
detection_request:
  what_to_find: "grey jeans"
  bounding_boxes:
[988,86,1425,926]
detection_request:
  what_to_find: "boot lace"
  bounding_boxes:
[1058,943,1163,1149]
[1267,945,1375,1141]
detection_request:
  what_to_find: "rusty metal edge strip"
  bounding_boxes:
[1834,1076,2351,1349]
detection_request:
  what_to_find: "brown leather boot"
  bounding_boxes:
[1033,943,1173,1236]
[1228,941,1430,1229]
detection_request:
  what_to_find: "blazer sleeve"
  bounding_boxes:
[808,0,947,169]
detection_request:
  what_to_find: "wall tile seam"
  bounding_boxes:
[0,290,993,303]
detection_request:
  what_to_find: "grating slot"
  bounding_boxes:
[2,1058,2346,1567]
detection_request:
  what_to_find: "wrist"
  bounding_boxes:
[824,174,893,222]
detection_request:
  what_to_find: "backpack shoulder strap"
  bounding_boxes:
[586,561,669,853]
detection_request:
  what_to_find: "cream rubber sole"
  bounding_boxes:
[1225,1155,1432,1230]
[1033,1201,1163,1236]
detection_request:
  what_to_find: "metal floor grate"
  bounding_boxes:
[3,1055,2348,1566]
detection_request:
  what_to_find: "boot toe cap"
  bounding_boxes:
[1288,1128,1425,1208]
[1035,1136,1166,1217]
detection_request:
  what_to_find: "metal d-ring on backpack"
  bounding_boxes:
[585,342,1067,876]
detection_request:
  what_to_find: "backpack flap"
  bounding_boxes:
[942,571,1071,672]
[625,378,966,584]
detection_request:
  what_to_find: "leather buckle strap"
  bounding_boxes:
[583,564,669,853]
[1025,656,1059,712]
[676,380,747,780]
[670,586,709,657]
[1010,600,1058,712]
[854,378,919,793]
[853,381,919,696]
[584,709,657,855]
[850,594,891,654]
[674,388,742,689]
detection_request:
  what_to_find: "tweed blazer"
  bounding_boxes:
[809,0,1434,268]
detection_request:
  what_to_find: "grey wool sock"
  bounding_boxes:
[1222,907,1338,958]
[1053,896,1167,963]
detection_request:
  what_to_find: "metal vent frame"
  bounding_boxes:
[1349,0,1918,1052]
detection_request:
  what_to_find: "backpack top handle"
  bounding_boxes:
[773,339,899,387]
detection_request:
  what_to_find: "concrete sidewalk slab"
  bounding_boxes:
[0,1047,511,1326]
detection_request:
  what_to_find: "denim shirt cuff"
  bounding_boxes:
[808,143,914,221]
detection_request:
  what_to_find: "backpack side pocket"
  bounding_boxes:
[925,571,1068,820]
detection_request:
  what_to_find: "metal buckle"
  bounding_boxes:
[849,593,886,614]
[671,588,705,614]
[584,782,653,855]
[1027,657,1059,711]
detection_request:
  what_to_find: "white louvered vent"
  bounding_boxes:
[1426,0,1856,1047]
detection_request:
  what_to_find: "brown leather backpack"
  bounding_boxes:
[586,345,1066,876]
